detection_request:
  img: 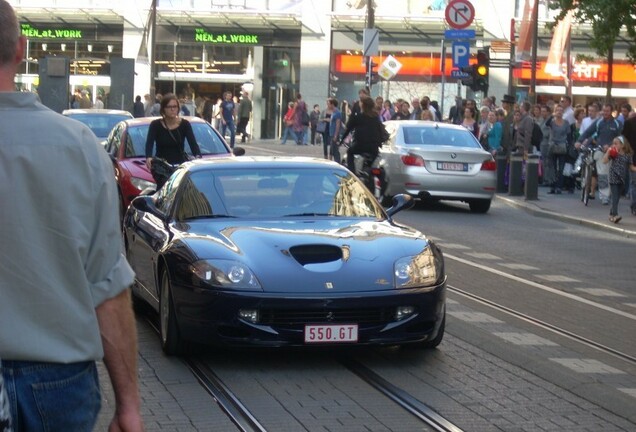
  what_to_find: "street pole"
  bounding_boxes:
[509,18,516,97]
[529,0,539,104]
[365,1,375,91]
[149,0,157,96]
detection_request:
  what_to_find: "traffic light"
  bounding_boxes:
[329,73,339,97]
[366,60,379,89]
[474,49,489,93]
[460,65,474,88]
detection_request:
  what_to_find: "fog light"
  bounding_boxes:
[239,309,259,323]
[395,306,415,321]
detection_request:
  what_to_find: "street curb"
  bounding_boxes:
[496,195,636,239]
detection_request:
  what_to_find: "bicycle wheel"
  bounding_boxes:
[580,164,587,202]
[582,164,592,206]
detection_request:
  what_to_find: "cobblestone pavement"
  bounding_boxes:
[92,139,634,431]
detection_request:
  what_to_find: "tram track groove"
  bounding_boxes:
[143,316,268,432]
[448,284,636,366]
[185,358,268,432]
[340,357,465,432]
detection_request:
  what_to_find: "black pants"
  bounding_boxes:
[237,117,249,141]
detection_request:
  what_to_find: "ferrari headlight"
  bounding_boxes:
[394,247,440,289]
[190,260,262,290]
[130,176,156,191]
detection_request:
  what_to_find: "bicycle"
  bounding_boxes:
[577,144,602,206]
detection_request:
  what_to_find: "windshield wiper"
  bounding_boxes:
[182,214,236,220]
[282,213,333,217]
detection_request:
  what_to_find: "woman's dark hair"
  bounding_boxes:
[159,93,179,117]
[360,96,377,117]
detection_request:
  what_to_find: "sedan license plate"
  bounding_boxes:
[437,162,468,171]
[304,324,358,344]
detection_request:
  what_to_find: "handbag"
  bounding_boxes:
[301,110,310,126]
[316,121,327,133]
[150,158,176,187]
[549,141,567,155]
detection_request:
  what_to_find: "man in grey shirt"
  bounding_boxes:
[0,2,143,430]
[515,101,534,155]
[576,103,622,203]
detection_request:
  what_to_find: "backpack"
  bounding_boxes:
[531,122,543,150]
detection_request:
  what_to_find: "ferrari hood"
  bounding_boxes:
[176,219,430,293]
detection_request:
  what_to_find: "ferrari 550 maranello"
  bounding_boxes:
[123,157,446,354]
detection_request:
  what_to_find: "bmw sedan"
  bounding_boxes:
[378,121,496,213]
[123,157,446,355]
[104,116,244,219]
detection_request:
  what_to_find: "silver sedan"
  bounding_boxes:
[377,121,496,213]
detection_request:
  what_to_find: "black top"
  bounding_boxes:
[133,101,145,118]
[342,113,385,153]
[145,118,201,164]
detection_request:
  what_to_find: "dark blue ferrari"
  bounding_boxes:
[123,157,446,355]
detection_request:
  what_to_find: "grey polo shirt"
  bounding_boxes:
[0,92,134,363]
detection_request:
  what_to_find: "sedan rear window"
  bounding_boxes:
[402,126,481,148]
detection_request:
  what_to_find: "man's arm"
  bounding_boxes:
[96,289,144,432]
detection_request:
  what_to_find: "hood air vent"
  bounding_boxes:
[289,245,343,266]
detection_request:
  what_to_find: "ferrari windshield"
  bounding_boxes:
[172,167,386,220]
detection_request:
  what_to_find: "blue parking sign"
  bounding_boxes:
[452,41,470,69]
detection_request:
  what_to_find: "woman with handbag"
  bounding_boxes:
[547,105,571,194]
[145,93,202,189]
[340,96,387,174]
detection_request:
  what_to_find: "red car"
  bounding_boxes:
[104,116,243,218]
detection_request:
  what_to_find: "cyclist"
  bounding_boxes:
[341,96,387,176]
[574,103,622,203]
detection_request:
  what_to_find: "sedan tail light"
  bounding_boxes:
[481,159,496,171]
[401,154,425,167]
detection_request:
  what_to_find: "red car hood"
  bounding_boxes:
[120,154,234,183]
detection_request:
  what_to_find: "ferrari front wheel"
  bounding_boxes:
[159,269,185,355]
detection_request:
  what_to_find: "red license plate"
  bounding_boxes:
[304,324,359,344]
[438,162,467,171]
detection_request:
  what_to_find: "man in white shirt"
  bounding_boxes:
[579,102,600,135]
[560,95,576,125]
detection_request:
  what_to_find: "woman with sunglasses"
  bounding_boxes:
[145,93,201,187]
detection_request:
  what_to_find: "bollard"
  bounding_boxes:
[508,152,524,196]
[496,150,508,193]
[524,154,540,200]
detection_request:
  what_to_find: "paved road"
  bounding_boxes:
[94,139,635,431]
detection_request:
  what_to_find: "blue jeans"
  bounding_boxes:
[281,125,295,144]
[1,361,100,432]
[222,120,236,148]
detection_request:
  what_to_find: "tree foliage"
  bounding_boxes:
[551,0,636,63]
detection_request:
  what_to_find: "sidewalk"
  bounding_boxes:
[242,139,636,238]
[496,186,636,238]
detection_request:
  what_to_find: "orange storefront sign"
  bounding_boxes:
[516,61,636,84]
[335,54,454,77]
[335,54,636,84]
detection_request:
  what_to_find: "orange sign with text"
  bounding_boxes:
[335,54,636,84]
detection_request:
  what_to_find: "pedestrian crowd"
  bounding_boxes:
[455,94,636,224]
[291,86,636,223]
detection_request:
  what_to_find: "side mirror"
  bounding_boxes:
[131,195,166,220]
[233,146,246,156]
[386,194,415,217]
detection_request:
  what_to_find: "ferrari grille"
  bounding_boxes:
[259,308,392,326]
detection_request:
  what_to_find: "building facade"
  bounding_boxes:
[11,0,636,139]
